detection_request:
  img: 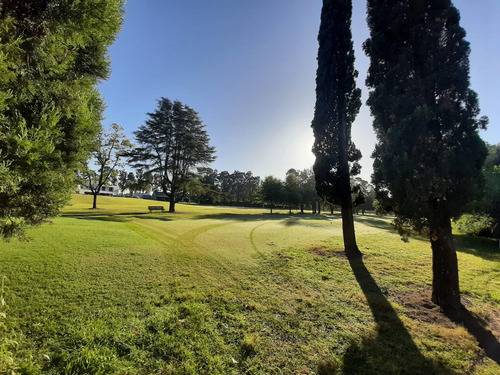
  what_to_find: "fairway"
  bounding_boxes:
[1,195,499,374]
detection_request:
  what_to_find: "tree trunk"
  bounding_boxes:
[430,214,461,309]
[270,201,273,214]
[300,203,304,214]
[330,204,334,215]
[92,193,98,209]
[337,110,361,258]
[341,201,362,258]
[317,201,321,214]
[169,191,176,213]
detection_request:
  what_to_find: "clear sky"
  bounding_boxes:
[99,0,499,182]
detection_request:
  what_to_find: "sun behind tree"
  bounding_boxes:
[311,0,362,257]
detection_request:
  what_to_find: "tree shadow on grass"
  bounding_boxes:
[336,255,455,375]
[62,213,172,223]
[453,233,500,261]
[443,306,500,366]
[353,216,394,231]
[193,212,334,222]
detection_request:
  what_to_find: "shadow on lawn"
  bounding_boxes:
[63,212,172,223]
[453,233,500,261]
[353,216,394,231]
[444,306,500,366]
[194,212,334,222]
[337,255,454,375]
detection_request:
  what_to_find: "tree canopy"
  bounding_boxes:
[261,176,283,214]
[365,0,488,308]
[0,0,123,239]
[128,98,216,212]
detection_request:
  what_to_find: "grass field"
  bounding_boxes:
[0,195,499,374]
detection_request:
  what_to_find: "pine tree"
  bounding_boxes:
[128,98,216,213]
[0,0,123,239]
[364,0,488,308]
[312,0,362,257]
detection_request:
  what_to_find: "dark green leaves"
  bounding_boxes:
[0,0,124,239]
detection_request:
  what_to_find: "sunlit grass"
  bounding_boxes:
[0,195,498,374]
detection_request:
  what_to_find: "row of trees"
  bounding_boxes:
[83,135,376,215]
[195,169,260,205]
[314,0,489,310]
[81,94,376,214]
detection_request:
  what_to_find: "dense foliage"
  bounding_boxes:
[311,0,362,256]
[455,214,494,237]
[128,98,216,212]
[465,143,500,237]
[261,176,283,214]
[365,0,488,307]
[0,0,123,238]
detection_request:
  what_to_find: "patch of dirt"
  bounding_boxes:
[393,290,500,339]
[392,290,455,327]
[309,247,347,258]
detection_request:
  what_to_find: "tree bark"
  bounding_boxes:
[92,193,98,209]
[341,201,362,258]
[317,201,321,214]
[430,214,461,309]
[169,191,176,213]
[338,110,361,258]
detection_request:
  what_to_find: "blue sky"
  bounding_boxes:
[99,0,499,182]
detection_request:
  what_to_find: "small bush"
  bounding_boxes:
[455,214,494,237]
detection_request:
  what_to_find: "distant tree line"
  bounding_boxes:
[106,162,376,216]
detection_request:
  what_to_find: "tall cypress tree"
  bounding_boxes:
[312,0,362,257]
[364,0,488,308]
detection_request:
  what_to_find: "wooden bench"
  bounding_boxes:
[148,206,165,213]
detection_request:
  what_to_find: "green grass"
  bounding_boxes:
[0,195,499,374]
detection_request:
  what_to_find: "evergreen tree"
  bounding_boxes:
[128,98,216,212]
[298,168,318,214]
[261,176,283,214]
[118,170,128,194]
[311,0,362,257]
[127,172,137,195]
[365,0,488,308]
[0,0,123,238]
[135,169,154,194]
[285,169,301,214]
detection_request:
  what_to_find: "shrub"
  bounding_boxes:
[455,214,494,237]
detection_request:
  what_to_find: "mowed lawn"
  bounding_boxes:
[1,195,499,374]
